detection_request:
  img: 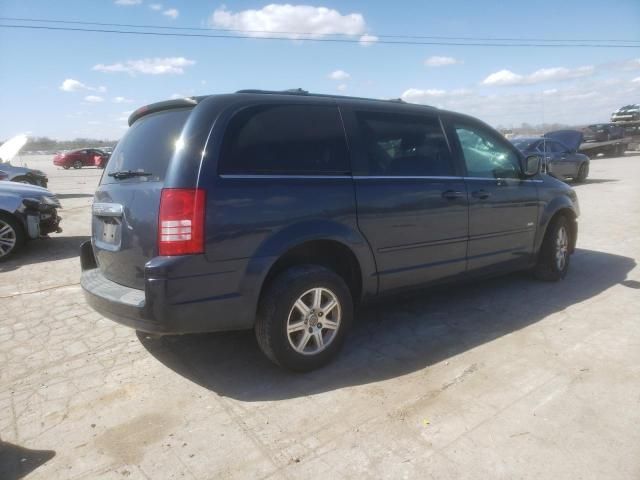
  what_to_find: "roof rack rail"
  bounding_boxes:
[236,88,309,95]
[234,89,422,105]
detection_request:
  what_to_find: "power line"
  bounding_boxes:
[1,23,639,48]
[2,16,639,43]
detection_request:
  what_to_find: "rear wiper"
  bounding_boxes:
[108,170,152,180]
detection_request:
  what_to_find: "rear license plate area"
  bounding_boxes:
[95,217,122,251]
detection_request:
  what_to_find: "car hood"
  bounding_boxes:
[0,181,53,198]
[544,130,584,151]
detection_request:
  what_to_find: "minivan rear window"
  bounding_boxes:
[219,104,350,175]
[102,108,191,184]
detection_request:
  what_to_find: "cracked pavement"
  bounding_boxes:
[1,154,639,479]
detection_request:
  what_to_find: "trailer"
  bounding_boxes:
[579,138,630,158]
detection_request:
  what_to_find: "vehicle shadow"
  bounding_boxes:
[571,179,618,186]
[56,193,95,200]
[139,248,635,401]
[0,235,89,272]
[0,440,55,480]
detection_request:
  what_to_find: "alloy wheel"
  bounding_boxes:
[0,219,17,258]
[286,287,341,355]
[555,226,569,271]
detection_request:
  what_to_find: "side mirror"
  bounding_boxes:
[523,155,541,176]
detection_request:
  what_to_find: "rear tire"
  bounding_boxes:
[255,265,353,372]
[0,213,25,261]
[533,216,571,281]
[575,163,589,183]
[62,165,70,170]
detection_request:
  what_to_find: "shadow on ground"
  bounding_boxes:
[0,235,88,272]
[571,179,618,186]
[0,441,55,480]
[140,248,635,401]
[56,193,94,200]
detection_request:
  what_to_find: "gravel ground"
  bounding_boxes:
[1,154,639,480]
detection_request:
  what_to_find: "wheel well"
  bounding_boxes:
[260,240,363,303]
[548,208,577,253]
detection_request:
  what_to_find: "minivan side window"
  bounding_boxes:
[454,124,521,179]
[355,111,454,176]
[219,104,349,175]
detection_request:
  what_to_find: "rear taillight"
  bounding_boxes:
[158,188,206,256]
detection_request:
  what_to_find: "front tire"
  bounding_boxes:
[533,216,571,281]
[73,160,82,169]
[575,163,589,182]
[0,213,25,261]
[255,265,353,372]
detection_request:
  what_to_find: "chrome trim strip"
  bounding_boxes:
[353,175,463,180]
[219,174,350,179]
[218,174,543,183]
[92,202,123,217]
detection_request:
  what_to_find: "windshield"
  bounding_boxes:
[102,109,191,184]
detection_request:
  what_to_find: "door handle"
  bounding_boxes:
[471,190,491,199]
[441,190,464,200]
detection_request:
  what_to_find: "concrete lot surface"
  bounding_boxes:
[1,154,639,479]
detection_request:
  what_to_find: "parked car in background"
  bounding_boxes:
[611,104,640,123]
[582,124,624,142]
[53,148,109,169]
[81,90,580,371]
[0,181,62,260]
[0,134,49,187]
[0,170,8,181]
[511,131,590,182]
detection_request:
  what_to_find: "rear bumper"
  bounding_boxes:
[80,241,255,335]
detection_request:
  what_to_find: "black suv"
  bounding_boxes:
[81,90,579,371]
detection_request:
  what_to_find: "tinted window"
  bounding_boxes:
[102,108,191,184]
[219,104,349,175]
[454,124,521,179]
[549,141,566,154]
[356,111,453,176]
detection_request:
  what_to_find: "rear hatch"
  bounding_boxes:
[93,107,192,289]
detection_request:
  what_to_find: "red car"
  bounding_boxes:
[53,148,109,169]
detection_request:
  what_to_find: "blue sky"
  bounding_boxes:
[0,0,639,140]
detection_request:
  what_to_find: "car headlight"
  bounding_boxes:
[40,195,61,208]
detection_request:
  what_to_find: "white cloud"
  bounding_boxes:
[114,0,142,5]
[401,88,448,101]
[328,70,350,81]
[623,58,640,70]
[149,3,162,10]
[170,93,185,99]
[209,4,367,39]
[59,78,106,93]
[60,79,87,92]
[87,121,102,125]
[359,34,378,47]
[633,77,640,83]
[84,95,104,103]
[113,96,133,104]
[400,78,640,126]
[93,57,195,75]
[337,84,348,92]
[482,65,594,86]
[424,56,461,67]
[163,8,179,19]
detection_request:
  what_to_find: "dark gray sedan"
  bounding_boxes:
[511,131,590,182]
[0,181,61,260]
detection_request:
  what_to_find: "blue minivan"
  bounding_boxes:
[81,90,579,371]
